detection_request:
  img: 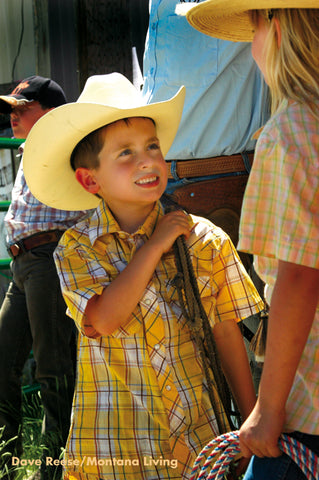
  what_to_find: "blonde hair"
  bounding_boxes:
[253,9,319,115]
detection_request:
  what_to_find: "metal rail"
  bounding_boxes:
[0,138,23,269]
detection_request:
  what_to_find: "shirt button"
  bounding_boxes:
[166,385,171,391]
[145,299,151,305]
[154,344,160,350]
[152,22,157,30]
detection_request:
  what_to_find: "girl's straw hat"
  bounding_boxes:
[177,0,319,42]
[23,73,185,211]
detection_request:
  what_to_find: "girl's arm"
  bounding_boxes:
[239,260,319,458]
[213,318,257,420]
[84,210,190,336]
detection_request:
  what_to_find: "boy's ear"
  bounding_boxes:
[274,17,281,48]
[75,168,100,194]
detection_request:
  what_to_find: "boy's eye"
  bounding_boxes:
[119,148,132,157]
[148,142,160,150]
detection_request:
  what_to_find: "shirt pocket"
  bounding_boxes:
[198,275,218,327]
[165,274,215,329]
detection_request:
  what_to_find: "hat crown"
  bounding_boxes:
[77,73,145,109]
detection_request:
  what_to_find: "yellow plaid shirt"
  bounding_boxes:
[55,200,263,480]
[239,101,319,435]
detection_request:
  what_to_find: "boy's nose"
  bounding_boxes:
[137,152,153,169]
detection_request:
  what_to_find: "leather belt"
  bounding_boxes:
[8,230,65,259]
[167,152,254,180]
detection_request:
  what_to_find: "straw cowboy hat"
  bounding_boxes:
[177,0,319,42]
[23,73,185,211]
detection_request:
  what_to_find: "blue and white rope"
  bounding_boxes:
[190,430,318,480]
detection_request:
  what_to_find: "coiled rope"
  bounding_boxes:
[190,430,319,480]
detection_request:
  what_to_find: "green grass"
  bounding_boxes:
[0,428,19,479]
[0,391,66,479]
[0,391,44,479]
[18,392,44,479]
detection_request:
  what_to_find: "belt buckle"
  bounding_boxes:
[8,242,24,259]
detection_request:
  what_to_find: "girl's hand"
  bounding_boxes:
[239,400,284,458]
[149,210,191,254]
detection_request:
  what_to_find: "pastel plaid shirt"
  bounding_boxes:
[55,200,263,480]
[5,147,88,244]
[238,101,319,435]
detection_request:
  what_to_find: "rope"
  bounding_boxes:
[172,234,239,433]
[190,430,319,480]
[161,195,240,432]
[279,435,319,480]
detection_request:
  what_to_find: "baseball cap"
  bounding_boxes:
[0,75,67,114]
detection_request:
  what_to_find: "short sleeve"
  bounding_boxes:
[189,217,264,325]
[239,104,319,269]
[54,230,109,335]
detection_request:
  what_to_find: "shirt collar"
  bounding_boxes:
[251,126,265,141]
[18,142,25,158]
[88,199,164,246]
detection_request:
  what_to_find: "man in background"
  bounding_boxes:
[142,0,269,254]
[0,76,89,480]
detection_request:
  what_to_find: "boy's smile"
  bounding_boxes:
[82,117,168,232]
[135,175,160,187]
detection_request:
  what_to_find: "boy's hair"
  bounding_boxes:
[70,117,155,171]
[70,124,108,171]
[253,9,319,114]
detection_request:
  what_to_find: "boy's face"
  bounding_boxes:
[78,117,168,217]
[10,101,51,139]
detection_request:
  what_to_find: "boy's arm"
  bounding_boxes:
[213,318,257,420]
[85,210,190,336]
[239,260,319,458]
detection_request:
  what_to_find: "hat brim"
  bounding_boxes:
[23,86,185,211]
[185,0,319,42]
[0,95,32,114]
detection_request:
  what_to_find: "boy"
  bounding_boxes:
[23,73,264,480]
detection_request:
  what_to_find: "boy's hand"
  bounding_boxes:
[149,210,191,254]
